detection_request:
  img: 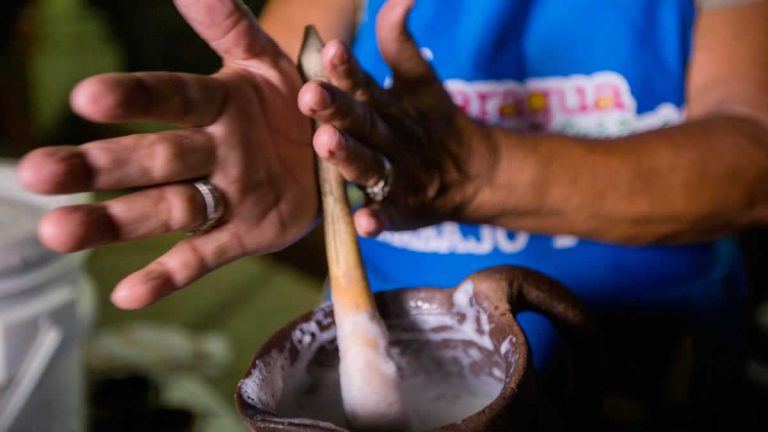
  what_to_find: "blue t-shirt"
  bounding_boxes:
[352,0,745,369]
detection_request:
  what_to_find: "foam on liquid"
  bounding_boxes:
[335,310,408,430]
[240,281,512,431]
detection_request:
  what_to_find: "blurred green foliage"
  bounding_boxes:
[29,0,123,139]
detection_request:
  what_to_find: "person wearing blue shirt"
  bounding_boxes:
[18,0,768,428]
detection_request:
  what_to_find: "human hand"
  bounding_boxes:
[298,0,497,237]
[17,0,316,309]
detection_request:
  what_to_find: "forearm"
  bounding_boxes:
[468,114,768,244]
[259,0,360,60]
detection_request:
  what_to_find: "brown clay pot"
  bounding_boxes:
[236,266,601,431]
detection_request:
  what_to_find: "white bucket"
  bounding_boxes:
[0,160,95,432]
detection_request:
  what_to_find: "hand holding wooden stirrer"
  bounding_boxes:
[298,26,409,431]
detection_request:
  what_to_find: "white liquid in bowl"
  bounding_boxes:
[240,281,516,431]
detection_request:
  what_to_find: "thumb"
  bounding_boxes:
[376,0,436,85]
[174,0,281,63]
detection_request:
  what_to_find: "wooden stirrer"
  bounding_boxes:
[298,26,408,431]
[298,25,378,329]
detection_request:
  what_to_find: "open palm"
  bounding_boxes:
[19,0,316,309]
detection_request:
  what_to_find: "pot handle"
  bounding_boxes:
[470,266,602,429]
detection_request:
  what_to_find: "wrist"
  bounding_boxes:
[459,125,543,225]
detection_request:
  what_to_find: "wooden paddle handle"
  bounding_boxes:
[318,158,377,314]
[299,26,377,316]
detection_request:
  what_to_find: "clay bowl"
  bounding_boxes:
[236,266,600,431]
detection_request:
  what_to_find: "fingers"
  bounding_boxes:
[298,81,392,149]
[312,123,391,237]
[354,206,387,238]
[18,146,94,195]
[70,72,226,126]
[18,130,215,194]
[313,124,386,188]
[37,183,214,252]
[83,130,216,190]
[110,228,245,309]
[322,39,388,106]
[376,0,436,86]
[173,0,281,64]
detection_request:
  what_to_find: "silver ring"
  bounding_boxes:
[365,155,393,202]
[188,179,225,235]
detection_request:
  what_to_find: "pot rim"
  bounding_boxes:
[235,282,532,432]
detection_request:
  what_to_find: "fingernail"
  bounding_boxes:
[329,42,348,66]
